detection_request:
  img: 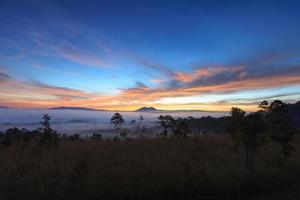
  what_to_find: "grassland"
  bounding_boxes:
[0,135,299,200]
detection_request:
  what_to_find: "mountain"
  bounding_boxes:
[0,106,10,109]
[49,107,105,111]
[135,107,160,112]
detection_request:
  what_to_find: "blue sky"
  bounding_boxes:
[0,0,300,110]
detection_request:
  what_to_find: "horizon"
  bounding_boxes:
[1,0,300,111]
[0,105,228,113]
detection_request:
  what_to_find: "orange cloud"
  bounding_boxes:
[1,65,300,111]
[174,66,244,83]
[118,73,300,103]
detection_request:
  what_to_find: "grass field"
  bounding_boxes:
[0,135,299,200]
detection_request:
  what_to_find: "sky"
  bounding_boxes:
[0,0,300,111]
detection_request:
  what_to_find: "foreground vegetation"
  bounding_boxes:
[0,100,299,199]
[0,136,299,200]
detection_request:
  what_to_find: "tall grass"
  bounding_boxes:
[0,135,299,200]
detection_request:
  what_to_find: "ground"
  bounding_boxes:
[0,135,299,200]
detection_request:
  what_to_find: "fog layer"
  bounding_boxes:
[0,109,227,135]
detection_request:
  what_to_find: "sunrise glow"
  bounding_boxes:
[1,1,300,111]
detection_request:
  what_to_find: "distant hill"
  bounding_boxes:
[0,106,10,109]
[134,107,215,112]
[135,107,160,112]
[49,107,105,111]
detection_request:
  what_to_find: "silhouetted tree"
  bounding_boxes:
[4,127,23,145]
[111,113,124,139]
[158,115,175,137]
[243,112,266,169]
[173,121,191,138]
[40,114,51,132]
[1,128,18,146]
[90,133,102,140]
[1,127,38,146]
[227,107,266,169]
[227,100,297,169]
[70,133,80,141]
[39,114,57,146]
[266,100,296,166]
[226,107,246,148]
[139,115,144,136]
[139,115,144,122]
[258,100,269,112]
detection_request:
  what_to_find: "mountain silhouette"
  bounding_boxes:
[135,107,160,112]
[0,106,10,109]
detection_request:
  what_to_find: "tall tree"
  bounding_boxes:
[227,107,246,148]
[158,115,175,137]
[39,114,57,146]
[266,100,295,166]
[111,113,124,139]
[243,112,266,169]
[227,107,266,169]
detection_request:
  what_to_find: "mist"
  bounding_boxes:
[0,108,227,135]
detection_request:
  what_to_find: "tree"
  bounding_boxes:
[90,133,102,140]
[39,114,57,146]
[139,115,144,136]
[2,127,23,146]
[243,112,266,169]
[139,115,144,122]
[157,115,175,137]
[173,121,191,138]
[269,100,286,112]
[226,107,246,148]
[266,100,295,166]
[227,107,266,169]
[258,100,269,112]
[111,113,124,139]
[70,133,80,141]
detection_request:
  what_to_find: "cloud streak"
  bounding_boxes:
[1,53,300,111]
[138,58,175,77]
[0,72,10,82]
[0,18,114,68]
[31,35,111,68]
[117,53,300,104]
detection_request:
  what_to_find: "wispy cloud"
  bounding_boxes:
[116,54,300,105]
[138,58,175,77]
[31,35,111,68]
[0,18,115,68]
[174,66,244,84]
[1,49,300,111]
[0,71,10,82]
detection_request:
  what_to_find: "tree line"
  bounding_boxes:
[110,100,299,170]
[227,100,298,169]
[0,100,298,163]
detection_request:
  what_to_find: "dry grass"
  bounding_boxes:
[0,135,299,200]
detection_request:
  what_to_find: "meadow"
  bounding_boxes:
[0,135,299,200]
[0,100,299,199]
